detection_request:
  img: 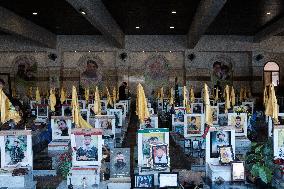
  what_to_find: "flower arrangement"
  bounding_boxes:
[57,150,72,179]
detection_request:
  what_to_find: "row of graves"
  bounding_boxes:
[0,92,132,188]
[158,96,255,188]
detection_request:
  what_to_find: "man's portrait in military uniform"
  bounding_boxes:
[5,136,27,165]
[76,135,98,161]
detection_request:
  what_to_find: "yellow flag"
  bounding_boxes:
[49,88,56,112]
[136,83,150,123]
[60,88,66,104]
[263,86,268,106]
[265,84,279,123]
[169,87,174,105]
[106,87,113,107]
[214,87,219,102]
[243,87,247,100]
[85,88,90,102]
[0,89,21,124]
[230,86,236,107]
[27,87,33,99]
[36,87,41,103]
[112,87,117,104]
[239,87,244,102]
[224,85,230,112]
[71,86,80,126]
[183,86,187,107]
[94,86,101,115]
[204,84,213,126]
[190,86,195,103]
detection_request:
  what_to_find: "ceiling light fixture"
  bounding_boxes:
[171,11,176,14]
[88,50,91,52]
[79,9,86,15]
[169,51,172,53]
[170,26,175,29]
[136,26,140,29]
[266,12,271,15]
[74,50,77,53]
[32,12,38,15]
[142,50,145,52]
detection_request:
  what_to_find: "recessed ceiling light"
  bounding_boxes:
[169,51,172,53]
[266,12,271,15]
[171,11,176,14]
[81,11,86,15]
[142,50,145,52]
[32,12,38,15]
[170,26,175,29]
[88,50,91,52]
[74,50,77,53]
[136,26,140,29]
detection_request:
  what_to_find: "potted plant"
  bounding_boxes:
[245,138,279,185]
[57,150,72,179]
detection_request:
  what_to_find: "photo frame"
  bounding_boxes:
[78,100,86,110]
[137,128,169,167]
[87,104,96,122]
[217,103,226,115]
[211,106,218,125]
[71,128,103,166]
[232,161,245,181]
[151,144,169,167]
[162,98,171,112]
[273,126,284,159]
[51,116,72,140]
[134,174,154,188]
[218,114,228,127]
[114,103,127,118]
[140,116,158,129]
[110,148,130,178]
[241,102,254,114]
[30,100,37,109]
[107,109,123,127]
[173,123,184,136]
[36,104,49,119]
[184,139,191,148]
[62,105,72,117]
[148,108,154,115]
[192,139,200,150]
[184,114,204,137]
[158,172,179,188]
[119,100,129,113]
[172,107,186,126]
[218,145,234,165]
[228,113,247,136]
[94,115,115,137]
[0,73,12,96]
[191,103,203,114]
[0,130,32,168]
[210,130,232,158]
[100,100,107,114]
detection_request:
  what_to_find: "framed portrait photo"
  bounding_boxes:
[192,139,200,150]
[173,123,184,136]
[218,114,228,127]
[172,107,186,125]
[217,103,226,115]
[273,126,284,159]
[148,108,154,115]
[0,130,32,168]
[51,116,72,140]
[78,100,86,110]
[94,115,115,137]
[184,114,204,137]
[151,144,169,167]
[232,161,245,181]
[242,102,254,114]
[191,103,203,114]
[71,128,103,166]
[107,109,123,127]
[135,174,154,188]
[114,103,127,118]
[228,113,247,136]
[218,145,234,165]
[110,148,130,178]
[210,130,232,158]
[36,104,49,119]
[62,105,72,117]
[140,116,158,129]
[184,139,191,148]
[211,106,218,125]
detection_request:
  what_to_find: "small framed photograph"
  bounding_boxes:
[94,115,115,137]
[107,109,123,127]
[134,174,154,188]
[151,144,169,167]
[219,145,234,165]
[78,100,86,110]
[62,105,72,117]
[158,172,179,188]
[36,104,49,118]
[172,107,186,124]
[30,100,37,109]
[210,130,231,158]
[217,103,226,115]
[211,106,218,125]
[174,123,184,136]
[71,128,103,166]
[184,114,204,137]
[0,130,32,168]
[242,102,254,114]
[192,140,200,150]
[232,161,245,181]
[100,100,107,114]
[140,116,158,129]
[51,116,72,140]
[110,148,130,178]
[277,113,284,125]
[273,126,284,159]
[114,103,127,118]
[184,139,191,148]
[218,114,228,127]
[148,108,154,115]
[228,113,247,136]
[191,103,203,114]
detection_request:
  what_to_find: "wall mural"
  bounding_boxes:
[77,55,103,88]
[12,55,37,97]
[210,55,234,89]
[144,54,170,95]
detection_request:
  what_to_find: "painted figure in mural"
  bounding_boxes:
[212,61,232,88]
[7,138,25,165]
[81,60,102,87]
[114,151,126,171]
[76,135,98,161]
[119,82,127,100]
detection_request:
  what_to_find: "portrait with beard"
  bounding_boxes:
[110,148,130,178]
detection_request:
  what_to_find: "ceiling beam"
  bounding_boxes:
[254,16,284,43]
[0,6,56,48]
[65,0,125,48]
[187,0,227,49]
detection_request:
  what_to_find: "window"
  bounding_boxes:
[264,62,280,87]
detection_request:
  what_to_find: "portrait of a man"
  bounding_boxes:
[5,136,27,165]
[76,135,98,161]
[52,117,72,140]
[210,130,231,158]
[152,145,168,166]
[81,59,102,87]
[228,113,247,135]
[110,148,130,178]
